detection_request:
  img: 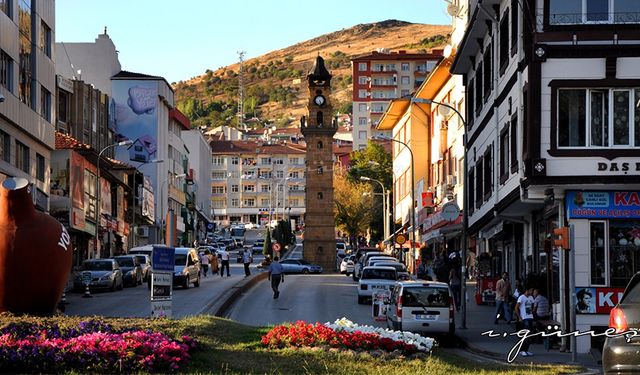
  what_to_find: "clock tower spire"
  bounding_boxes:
[300,55,338,271]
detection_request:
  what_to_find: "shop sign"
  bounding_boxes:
[575,287,625,314]
[566,191,640,219]
[72,207,86,230]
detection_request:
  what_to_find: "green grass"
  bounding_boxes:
[0,314,583,374]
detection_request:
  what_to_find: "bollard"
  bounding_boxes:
[60,292,68,304]
[82,284,92,298]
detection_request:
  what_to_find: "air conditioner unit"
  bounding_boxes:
[137,226,149,237]
[446,175,457,186]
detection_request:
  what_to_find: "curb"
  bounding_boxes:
[197,271,269,317]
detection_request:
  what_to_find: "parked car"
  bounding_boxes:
[386,280,455,337]
[366,256,397,268]
[132,254,152,282]
[173,248,201,288]
[73,259,123,292]
[112,255,143,287]
[372,261,411,280]
[280,259,323,274]
[353,250,385,281]
[340,254,356,276]
[603,271,640,374]
[357,266,397,304]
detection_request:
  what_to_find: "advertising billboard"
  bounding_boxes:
[566,191,640,219]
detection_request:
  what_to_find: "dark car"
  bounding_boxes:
[73,259,123,292]
[132,254,151,282]
[280,259,323,274]
[112,255,143,287]
[603,272,640,374]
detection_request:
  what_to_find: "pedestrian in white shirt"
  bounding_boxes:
[242,248,253,277]
[515,287,535,357]
[219,249,230,277]
[199,251,210,277]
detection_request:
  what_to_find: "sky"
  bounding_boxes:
[55,0,451,84]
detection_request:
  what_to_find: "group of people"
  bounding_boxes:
[494,272,551,357]
[197,247,255,278]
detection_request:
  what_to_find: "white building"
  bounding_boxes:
[182,128,213,242]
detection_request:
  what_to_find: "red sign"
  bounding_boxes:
[576,287,625,314]
[422,192,434,208]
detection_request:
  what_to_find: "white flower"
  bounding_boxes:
[323,318,435,352]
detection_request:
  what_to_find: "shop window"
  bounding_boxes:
[499,127,509,183]
[609,219,640,288]
[590,221,606,285]
[475,158,483,208]
[499,11,510,75]
[483,44,492,102]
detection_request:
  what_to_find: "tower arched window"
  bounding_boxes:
[317,192,323,200]
[317,167,323,175]
[317,141,323,149]
[316,111,323,126]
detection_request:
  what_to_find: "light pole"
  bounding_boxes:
[132,159,163,247]
[159,173,186,245]
[412,97,468,330]
[371,135,416,274]
[95,140,133,258]
[360,176,389,243]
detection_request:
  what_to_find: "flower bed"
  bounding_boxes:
[261,318,435,355]
[0,319,199,373]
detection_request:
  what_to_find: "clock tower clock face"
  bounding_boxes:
[314,95,326,106]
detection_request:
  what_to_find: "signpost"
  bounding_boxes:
[150,246,174,318]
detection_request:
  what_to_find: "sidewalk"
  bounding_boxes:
[454,281,602,373]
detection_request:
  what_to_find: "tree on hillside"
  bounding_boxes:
[334,169,373,246]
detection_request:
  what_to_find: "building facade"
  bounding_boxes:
[182,128,213,244]
[351,49,443,150]
[1,0,56,211]
[209,140,306,228]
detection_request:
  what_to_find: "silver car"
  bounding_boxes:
[73,259,124,292]
[340,254,356,276]
[386,281,455,336]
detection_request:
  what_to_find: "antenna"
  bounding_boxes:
[237,51,247,132]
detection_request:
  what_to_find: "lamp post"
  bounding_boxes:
[132,159,163,247]
[412,97,468,330]
[360,176,389,243]
[159,173,187,245]
[95,140,133,258]
[371,135,415,273]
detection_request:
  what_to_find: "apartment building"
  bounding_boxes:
[0,0,56,211]
[351,49,443,149]
[209,140,306,227]
[182,128,213,243]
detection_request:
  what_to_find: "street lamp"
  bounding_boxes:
[360,176,390,243]
[132,159,164,247]
[159,173,187,245]
[371,134,416,273]
[95,140,133,258]
[411,97,468,330]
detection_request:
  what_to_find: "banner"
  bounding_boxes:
[566,191,640,219]
[575,287,625,314]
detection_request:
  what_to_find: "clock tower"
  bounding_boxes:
[300,56,337,271]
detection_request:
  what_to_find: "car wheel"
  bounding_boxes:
[357,296,366,304]
[194,275,200,287]
[302,268,309,274]
[346,272,351,277]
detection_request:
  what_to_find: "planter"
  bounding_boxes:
[0,178,72,314]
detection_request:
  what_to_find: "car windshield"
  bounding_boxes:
[84,261,112,271]
[377,263,406,272]
[402,287,450,307]
[115,258,134,267]
[174,254,187,266]
[362,269,396,280]
[134,255,147,264]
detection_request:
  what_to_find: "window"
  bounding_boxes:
[475,65,483,115]
[260,198,270,206]
[609,220,640,287]
[401,63,410,71]
[231,156,239,165]
[510,115,518,172]
[400,76,410,85]
[499,10,510,74]
[16,141,29,173]
[590,221,607,285]
[40,21,52,58]
[511,0,519,54]
[483,45,492,101]
[289,171,300,179]
[243,184,255,192]
[468,78,475,126]
[260,157,271,165]
[36,153,45,182]
[358,62,367,71]
[358,131,367,140]
[484,146,493,199]
[212,156,225,165]
[358,103,367,111]
[276,170,284,178]
[40,87,51,122]
[1,0,12,16]
[18,35,32,106]
[358,117,367,126]
[426,61,437,71]
[289,157,300,165]
[212,200,225,208]
[211,186,225,194]
[84,170,97,220]
[468,167,475,214]
[242,157,255,165]
[231,198,239,207]
[317,192,323,199]
[358,89,368,98]
[211,171,226,180]
[549,0,640,24]
[500,128,509,181]
[358,76,368,85]
[57,89,69,124]
[1,50,12,91]
[0,130,9,163]
[231,185,239,193]
[475,158,483,208]
[242,198,255,207]
[557,88,640,148]
[260,184,270,192]
[401,89,410,97]
[290,198,300,207]
[317,167,323,175]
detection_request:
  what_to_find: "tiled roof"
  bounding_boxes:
[210,140,306,155]
[55,131,92,150]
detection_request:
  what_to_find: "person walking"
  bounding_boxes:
[268,255,284,299]
[494,272,513,324]
[242,248,253,277]
[219,248,230,277]
[209,250,219,274]
[449,257,462,311]
[515,287,535,357]
[200,251,210,277]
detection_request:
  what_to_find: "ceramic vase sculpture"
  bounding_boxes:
[0,177,72,315]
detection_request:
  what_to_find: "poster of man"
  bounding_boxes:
[576,287,596,314]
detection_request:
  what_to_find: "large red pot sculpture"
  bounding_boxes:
[0,178,72,315]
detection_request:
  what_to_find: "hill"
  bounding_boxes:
[173,20,451,130]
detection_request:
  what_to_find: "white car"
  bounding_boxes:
[357,266,397,304]
[340,254,356,276]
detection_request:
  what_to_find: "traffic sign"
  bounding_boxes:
[395,234,407,245]
[152,246,175,272]
[151,300,172,318]
[272,243,281,251]
[441,202,460,222]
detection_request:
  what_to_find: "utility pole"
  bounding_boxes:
[237,51,246,132]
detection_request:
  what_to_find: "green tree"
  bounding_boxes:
[334,169,374,243]
[263,229,272,258]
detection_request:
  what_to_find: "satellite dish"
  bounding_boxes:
[447,3,459,17]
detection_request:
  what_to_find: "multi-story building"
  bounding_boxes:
[351,49,443,149]
[209,140,306,227]
[0,0,56,211]
[182,128,213,244]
